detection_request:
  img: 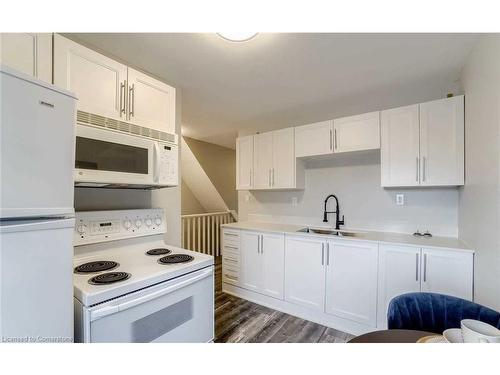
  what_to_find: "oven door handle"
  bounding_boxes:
[90,268,213,321]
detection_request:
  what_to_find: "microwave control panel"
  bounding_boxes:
[158,143,178,186]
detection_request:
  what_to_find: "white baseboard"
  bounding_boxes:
[222,282,376,336]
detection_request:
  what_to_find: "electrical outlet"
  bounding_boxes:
[292,197,298,207]
[245,193,251,203]
[396,193,405,206]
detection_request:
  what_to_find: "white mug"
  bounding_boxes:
[461,319,500,343]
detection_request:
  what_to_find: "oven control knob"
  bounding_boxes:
[145,218,153,227]
[123,220,132,229]
[154,217,162,226]
[76,224,87,234]
[135,219,142,228]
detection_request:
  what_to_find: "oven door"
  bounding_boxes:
[74,125,154,186]
[83,267,214,343]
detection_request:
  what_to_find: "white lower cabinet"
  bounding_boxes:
[241,231,285,299]
[377,244,421,327]
[223,229,474,334]
[284,236,326,311]
[325,240,378,327]
[377,244,474,328]
[421,248,473,299]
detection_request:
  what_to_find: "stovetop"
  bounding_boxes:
[73,239,213,306]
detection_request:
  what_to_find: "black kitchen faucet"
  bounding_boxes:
[323,194,345,230]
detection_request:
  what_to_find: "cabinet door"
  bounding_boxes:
[253,132,273,189]
[261,233,285,299]
[333,111,380,153]
[54,34,128,121]
[272,128,295,188]
[381,104,420,187]
[377,245,421,328]
[422,248,473,300]
[284,236,326,311]
[294,120,333,157]
[419,96,464,186]
[240,232,261,292]
[236,136,254,190]
[127,68,176,134]
[325,240,378,326]
[0,33,52,83]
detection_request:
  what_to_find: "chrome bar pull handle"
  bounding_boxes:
[334,129,338,150]
[261,235,264,254]
[119,81,126,116]
[129,83,135,117]
[423,157,426,182]
[416,253,419,281]
[326,243,330,266]
[321,243,325,265]
[416,157,420,182]
[329,129,333,150]
[423,253,427,282]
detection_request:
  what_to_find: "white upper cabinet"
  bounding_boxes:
[0,33,52,83]
[253,132,274,189]
[54,35,176,135]
[295,120,333,157]
[381,104,420,187]
[284,236,326,311]
[236,135,254,190]
[272,127,296,188]
[419,96,464,186]
[381,96,464,187]
[333,111,380,153]
[377,244,421,328]
[237,128,303,191]
[127,68,176,134]
[325,240,378,327]
[54,34,128,121]
[421,248,473,300]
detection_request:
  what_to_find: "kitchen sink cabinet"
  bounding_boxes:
[284,236,326,311]
[381,96,464,187]
[0,33,52,83]
[325,240,378,327]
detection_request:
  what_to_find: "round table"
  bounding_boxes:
[349,329,437,343]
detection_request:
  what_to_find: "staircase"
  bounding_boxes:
[181,137,237,255]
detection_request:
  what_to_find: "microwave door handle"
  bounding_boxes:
[153,143,160,183]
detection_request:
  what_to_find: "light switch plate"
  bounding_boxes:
[396,193,405,206]
[292,197,298,207]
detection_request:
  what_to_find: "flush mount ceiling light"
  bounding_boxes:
[217,32,258,42]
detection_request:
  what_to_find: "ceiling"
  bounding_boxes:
[67,33,478,149]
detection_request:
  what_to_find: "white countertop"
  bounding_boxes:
[221,221,473,252]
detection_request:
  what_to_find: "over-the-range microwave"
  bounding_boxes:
[74,123,178,189]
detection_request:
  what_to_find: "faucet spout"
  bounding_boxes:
[323,194,345,230]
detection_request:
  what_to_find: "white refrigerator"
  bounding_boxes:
[0,65,77,342]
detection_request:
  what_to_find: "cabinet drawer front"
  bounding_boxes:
[222,230,240,245]
[222,244,240,254]
[222,254,239,267]
[222,266,240,285]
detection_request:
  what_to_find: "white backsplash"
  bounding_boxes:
[239,151,460,238]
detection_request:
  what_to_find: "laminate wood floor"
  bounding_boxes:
[214,258,355,343]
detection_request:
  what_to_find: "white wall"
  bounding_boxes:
[239,150,459,237]
[458,35,500,311]
[74,92,183,246]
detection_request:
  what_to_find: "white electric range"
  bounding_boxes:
[73,209,214,343]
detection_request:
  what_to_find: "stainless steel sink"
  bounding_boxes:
[297,227,360,237]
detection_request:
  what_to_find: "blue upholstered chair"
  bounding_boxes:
[387,292,500,334]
